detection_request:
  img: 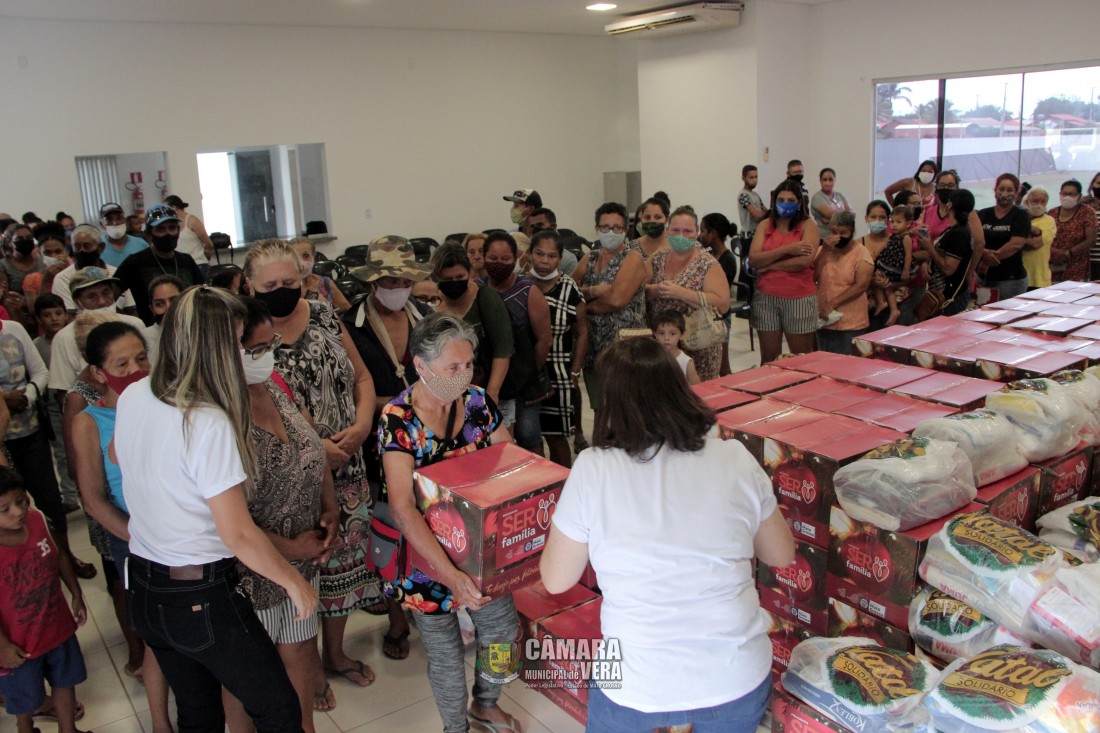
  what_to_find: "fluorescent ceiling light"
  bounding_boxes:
[587,3,618,11]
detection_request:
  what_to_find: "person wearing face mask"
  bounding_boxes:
[502,188,542,236]
[97,203,148,269]
[377,313,520,733]
[69,321,174,733]
[1021,187,1056,290]
[977,173,1034,299]
[242,239,382,695]
[631,196,671,261]
[20,225,70,307]
[920,189,977,317]
[1048,179,1097,284]
[142,275,183,367]
[645,205,730,381]
[114,204,205,326]
[571,202,647,411]
[884,159,939,211]
[785,159,811,212]
[52,224,135,314]
[748,180,821,365]
[1083,172,1100,280]
[1,224,49,306]
[290,237,351,314]
[527,229,587,468]
[814,211,873,355]
[164,195,215,279]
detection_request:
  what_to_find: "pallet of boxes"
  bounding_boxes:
[745,284,1100,732]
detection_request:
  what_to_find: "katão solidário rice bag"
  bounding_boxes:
[911,409,1026,487]
[925,644,1100,733]
[908,587,1031,664]
[1036,497,1100,563]
[782,636,938,732]
[833,437,977,531]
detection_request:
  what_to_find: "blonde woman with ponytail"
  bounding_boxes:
[115,285,316,733]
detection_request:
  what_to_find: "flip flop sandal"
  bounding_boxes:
[34,701,85,722]
[312,681,336,711]
[325,660,375,687]
[468,711,521,733]
[73,559,98,580]
[382,629,410,660]
[124,664,145,685]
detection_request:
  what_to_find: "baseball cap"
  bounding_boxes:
[164,195,189,209]
[69,267,121,298]
[503,189,542,209]
[99,203,125,220]
[145,203,180,228]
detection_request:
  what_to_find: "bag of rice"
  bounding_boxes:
[782,636,938,733]
[984,378,1086,463]
[925,644,1100,732]
[908,587,1031,664]
[1036,497,1100,563]
[912,409,1026,486]
[833,437,977,531]
[1050,370,1100,446]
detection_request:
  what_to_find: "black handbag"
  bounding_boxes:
[29,383,54,441]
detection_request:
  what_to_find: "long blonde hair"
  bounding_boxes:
[243,238,307,279]
[152,286,257,495]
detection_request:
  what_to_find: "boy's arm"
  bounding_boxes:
[52,527,87,626]
[0,623,29,668]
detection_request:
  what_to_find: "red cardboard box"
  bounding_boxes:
[827,596,914,653]
[1018,287,1092,302]
[890,372,1003,411]
[716,400,831,462]
[974,467,1042,532]
[1001,331,1092,352]
[1070,342,1100,366]
[952,308,1032,325]
[910,335,987,376]
[756,540,828,634]
[764,609,816,681]
[772,687,850,733]
[412,443,569,596]
[983,296,1062,313]
[768,380,878,414]
[513,581,599,640]
[771,351,854,374]
[523,598,604,725]
[1037,304,1100,320]
[713,366,817,395]
[763,420,905,547]
[828,503,983,608]
[973,346,1088,382]
[821,359,936,392]
[824,572,910,629]
[918,316,997,335]
[577,563,599,592]
[689,382,759,412]
[852,328,946,364]
[1069,324,1100,340]
[834,393,957,434]
[1007,315,1094,336]
[1035,444,1093,516]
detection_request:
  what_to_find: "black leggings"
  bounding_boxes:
[6,430,66,537]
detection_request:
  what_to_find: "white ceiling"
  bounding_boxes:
[0,0,832,36]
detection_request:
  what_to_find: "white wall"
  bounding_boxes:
[0,18,641,243]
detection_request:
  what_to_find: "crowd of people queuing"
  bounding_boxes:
[0,165,1097,733]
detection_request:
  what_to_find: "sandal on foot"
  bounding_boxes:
[469,711,521,733]
[34,701,85,722]
[123,664,145,685]
[382,629,410,660]
[73,559,97,580]
[325,660,375,687]
[313,681,336,711]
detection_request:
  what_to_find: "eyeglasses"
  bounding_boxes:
[414,295,442,306]
[243,333,282,359]
[596,224,626,234]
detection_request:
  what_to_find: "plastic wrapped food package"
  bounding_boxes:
[912,409,1027,486]
[1029,563,1100,669]
[1050,370,1100,446]
[908,587,1031,664]
[984,378,1087,463]
[781,636,938,733]
[925,644,1100,733]
[833,437,977,531]
[1037,497,1100,563]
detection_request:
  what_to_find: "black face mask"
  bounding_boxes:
[789,173,804,184]
[153,311,165,325]
[835,235,853,249]
[74,250,100,269]
[640,221,666,239]
[909,204,923,219]
[12,238,35,257]
[935,188,952,204]
[151,234,179,253]
[438,279,470,300]
[1093,186,1100,198]
[253,285,301,318]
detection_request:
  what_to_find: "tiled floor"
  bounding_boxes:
[18,316,768,733]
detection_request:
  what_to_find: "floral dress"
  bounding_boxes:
[377,386,501,615]
[647,248,723,381]
[238,382,327,612]
[539,276,583,436]
[274,300,378,616]
[580,247,645,369]
[1049,205,1093,283]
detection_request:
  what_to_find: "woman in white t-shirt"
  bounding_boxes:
[115,286,318,733]
[540,335,795,733]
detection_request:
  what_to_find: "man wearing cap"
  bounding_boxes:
[503,188,542,236]
[47,267,147,397]
[164,194,214,277]
[52,223,137,313]
[99,202,149,268]
[114,203,205,325]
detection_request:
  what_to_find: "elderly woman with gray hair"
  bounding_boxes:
[814,210,874,355]
[377,313,521,733]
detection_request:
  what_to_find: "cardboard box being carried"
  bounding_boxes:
[412,443,569,596]
[522,597,605,725]
[513,581,599,640]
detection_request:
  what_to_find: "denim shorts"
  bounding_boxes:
[586,673,771,733]
[0,635,87,715]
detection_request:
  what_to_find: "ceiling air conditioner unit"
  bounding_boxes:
[605,2,743,38]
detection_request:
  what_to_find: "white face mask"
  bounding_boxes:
[1028,204,1046,217]
[240,349,275,385]
[917,171,935,185]
[374,285,412,311]
[1061,195,1080,210]
[529,267,560,281]
[89,303,118,314]
[597,230,626,250]
[105,224,127,240]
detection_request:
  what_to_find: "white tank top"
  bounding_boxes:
[176,213,208,265]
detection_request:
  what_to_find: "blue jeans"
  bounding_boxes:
[981,276,1028,301]
[586,673,771,733]
[513,399,543,451]
[126,555,302,733]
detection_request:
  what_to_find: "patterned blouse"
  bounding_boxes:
[377,385,501,615]
[1050,204,1094,283]
[580,246,645,368]
[238,382,327,611]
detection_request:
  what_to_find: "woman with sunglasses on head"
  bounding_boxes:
[115,286,317,733]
